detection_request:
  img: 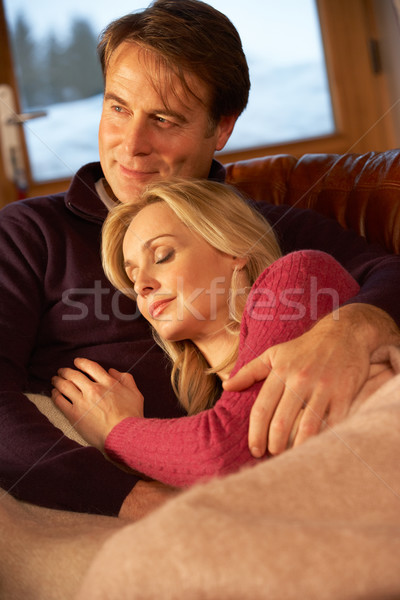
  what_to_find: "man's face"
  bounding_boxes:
[99,43,236,203]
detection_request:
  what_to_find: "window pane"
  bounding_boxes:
[4,0,334,182]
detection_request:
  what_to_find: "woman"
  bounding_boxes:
[52,179,359,487]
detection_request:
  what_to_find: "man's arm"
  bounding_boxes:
[0,204,138,515]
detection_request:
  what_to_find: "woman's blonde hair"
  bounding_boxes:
[102,178,281,414]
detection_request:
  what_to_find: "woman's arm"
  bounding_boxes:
[53,251,360,487]
[52,357,256,487]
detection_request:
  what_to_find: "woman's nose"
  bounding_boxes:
[134,270,158,297]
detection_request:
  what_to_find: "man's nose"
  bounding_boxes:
[123,116,152,156]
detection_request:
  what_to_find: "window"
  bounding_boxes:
[3,0,333,183]
[0,0,395,202]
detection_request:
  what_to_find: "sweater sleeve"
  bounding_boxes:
[105,251,360,487]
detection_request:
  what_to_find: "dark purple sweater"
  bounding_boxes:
[0,161,399,515]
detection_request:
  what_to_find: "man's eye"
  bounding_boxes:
[155,249,174,264]
[154,115,176,127]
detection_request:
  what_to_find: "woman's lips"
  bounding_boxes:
[149,298,174,318]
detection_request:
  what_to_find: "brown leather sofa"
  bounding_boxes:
[225,150,400,255]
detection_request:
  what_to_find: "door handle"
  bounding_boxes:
[8,110,47,125]
[0,84,47,190]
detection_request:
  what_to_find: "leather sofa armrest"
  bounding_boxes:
[225,151,400,254]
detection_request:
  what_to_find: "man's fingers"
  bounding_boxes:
[248,371,284,458]
[267,398,304,455]
[224,354,272,392]
[294,380,360,448]
[292,402,327,448]
[294,386,353,448]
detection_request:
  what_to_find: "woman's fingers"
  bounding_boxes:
[73,357,112,384]
[108,368,139,393]
[52,374,83,401]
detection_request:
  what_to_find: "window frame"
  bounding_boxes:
[0,0,396,205]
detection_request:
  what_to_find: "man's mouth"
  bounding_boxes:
[119,164,159,179]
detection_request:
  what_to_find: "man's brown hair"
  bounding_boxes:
[97,0,250,127]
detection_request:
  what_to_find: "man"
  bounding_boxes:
[0,0,399,519]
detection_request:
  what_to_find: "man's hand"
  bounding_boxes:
[119,480,180,521]
[224,304,400,457]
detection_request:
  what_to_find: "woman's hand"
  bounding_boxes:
[51,357,144,450]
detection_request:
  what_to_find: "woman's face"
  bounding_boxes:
[122,202,240,344]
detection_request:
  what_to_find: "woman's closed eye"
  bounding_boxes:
[154,247,174,264]
[125,247,175,285]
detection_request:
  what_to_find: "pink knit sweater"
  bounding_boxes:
[105,251,360,487]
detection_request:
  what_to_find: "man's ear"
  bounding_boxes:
[215,114,238,151]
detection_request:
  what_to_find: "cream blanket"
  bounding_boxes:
[76,346,400,600]
[26,393,88,446]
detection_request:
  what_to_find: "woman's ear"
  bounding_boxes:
[232,256,247,271]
